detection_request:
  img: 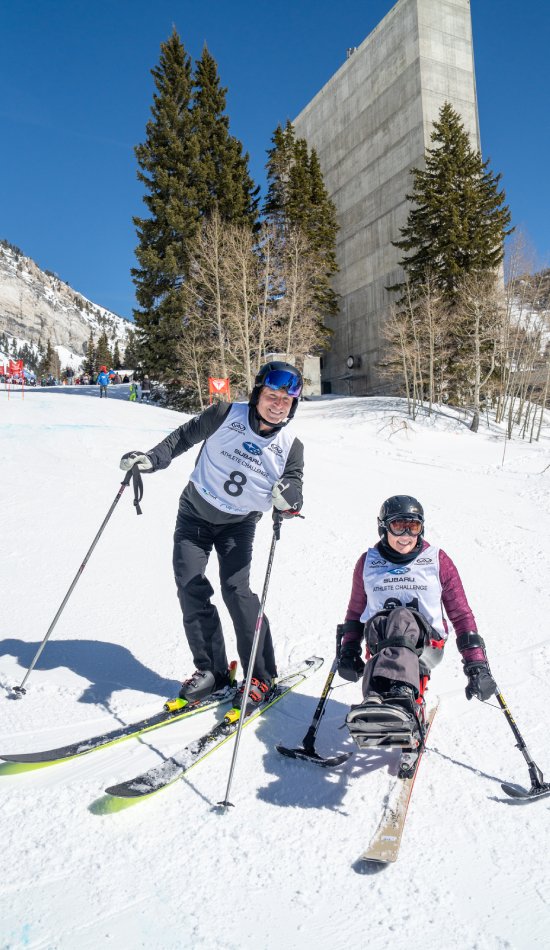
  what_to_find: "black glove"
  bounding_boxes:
[457,631,497,702]
[120,451,153,473]
[465,664,497,702]
[338,643,365,683]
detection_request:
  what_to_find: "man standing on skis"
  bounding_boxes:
[120,361,304,713]
[339,495,497,741]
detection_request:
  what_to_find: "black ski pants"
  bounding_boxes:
[173,500,277,683]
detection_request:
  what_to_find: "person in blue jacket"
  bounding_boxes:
[96,366,109,398]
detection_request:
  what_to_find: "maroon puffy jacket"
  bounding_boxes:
[344,539,477,657]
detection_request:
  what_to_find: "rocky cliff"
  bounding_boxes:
[0,241,131,362]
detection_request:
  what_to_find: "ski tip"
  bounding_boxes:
[0,759,50,775]
[352,857,391,875]
[89,793,140,815]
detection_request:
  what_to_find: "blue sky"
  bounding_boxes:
[1,0,548,320]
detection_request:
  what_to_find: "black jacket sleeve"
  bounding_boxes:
[279,438,304,511]
[147,402,231,470]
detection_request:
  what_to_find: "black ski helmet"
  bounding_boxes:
[377,495,425,538]
[249,361,303,421]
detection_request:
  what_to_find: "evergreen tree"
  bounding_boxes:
[123,329,140,369]
[112,340,122,369]
[302,148,339,318]
[95,331,112,370]
[392,102,512,301]
[264,121,298,230]
[37,339,59,378]
[264,121,339,325]
[132,28,199,383]
[83,331,95,377]
[193,45,258,226]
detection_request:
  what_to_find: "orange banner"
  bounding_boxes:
[208,377,230,403]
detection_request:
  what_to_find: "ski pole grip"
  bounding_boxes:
[120,466,144,515]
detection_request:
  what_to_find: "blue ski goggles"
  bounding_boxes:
[262,369,303,397]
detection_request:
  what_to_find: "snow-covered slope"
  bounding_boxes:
[0,242,132,367]
[1,392,549,949]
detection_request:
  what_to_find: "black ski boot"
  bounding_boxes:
[225,677,272,722]
[179,669,231,703]
[346,682,423,750]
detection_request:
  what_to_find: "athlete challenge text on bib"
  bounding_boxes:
[359,545,447,639]
[190,403,294,515]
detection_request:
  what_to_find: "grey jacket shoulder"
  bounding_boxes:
[147,402,231,470]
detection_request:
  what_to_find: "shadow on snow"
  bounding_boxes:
[0,637,180,705]
[251,690,399,813]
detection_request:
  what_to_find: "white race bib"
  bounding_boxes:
[190,403,294,515]
[360,545,446,638]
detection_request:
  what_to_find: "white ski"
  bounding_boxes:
[360,704,438,865]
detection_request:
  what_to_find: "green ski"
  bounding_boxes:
[98,656,323,811]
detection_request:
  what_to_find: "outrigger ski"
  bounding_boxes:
[276,744,351,768]
[276,634,352,769]
[501,781,550,802]
[0,662,238,772]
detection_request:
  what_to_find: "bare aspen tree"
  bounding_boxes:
[274,227,326,361]
[222,222,262,392]
[535,348,550,441]
[255,223,280,364]
[415,273,450,413]
[497,239,549,439]
[455,272,504,431]
[381,305,414,413]
[176,299,212,411]
[186,211,229,378]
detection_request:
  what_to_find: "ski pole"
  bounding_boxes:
[495,687,549,796]
[217,512,282,809]
[10,467,142,698]
[276,627,352,767]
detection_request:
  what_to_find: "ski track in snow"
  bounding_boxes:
[1,390,549,949]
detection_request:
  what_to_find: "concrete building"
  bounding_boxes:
[293,0,480,395]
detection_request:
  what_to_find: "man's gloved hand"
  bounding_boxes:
[338,643,365,683]
[465,664,497,702]
[120,451,154,473]
[272,480,301,518]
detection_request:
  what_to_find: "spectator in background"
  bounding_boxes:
[141,376,151,403]
[96,366,110,398]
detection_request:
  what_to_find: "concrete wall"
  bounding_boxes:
[293,0,479,395]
